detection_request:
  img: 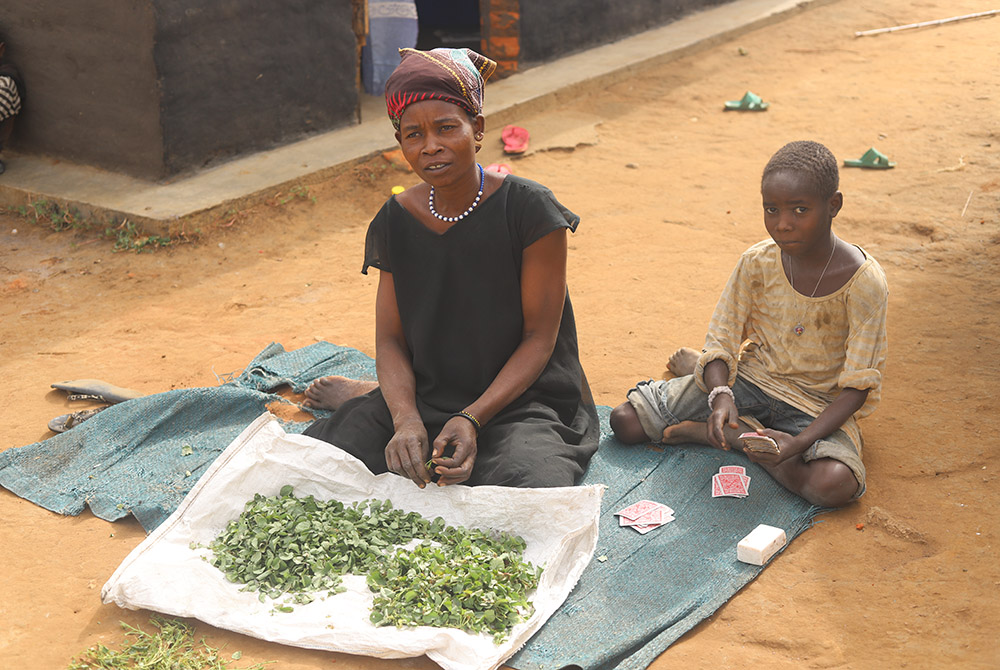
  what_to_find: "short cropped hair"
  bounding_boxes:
[762,141,839,198]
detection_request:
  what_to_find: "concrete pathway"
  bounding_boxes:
[0,0,811,229]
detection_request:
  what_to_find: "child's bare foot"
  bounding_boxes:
[666,347,699,377]
[303,376,378,410]
[661,420,713,446]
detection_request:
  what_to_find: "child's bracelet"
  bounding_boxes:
[451,410,482,435]
[707,385,735,411]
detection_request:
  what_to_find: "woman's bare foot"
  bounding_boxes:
[661,420,713,446]
[666,347,699,377]
[303,376,378,410]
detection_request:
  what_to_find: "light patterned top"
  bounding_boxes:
[694,239,888,450]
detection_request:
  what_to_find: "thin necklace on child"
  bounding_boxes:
[787,239,838,336]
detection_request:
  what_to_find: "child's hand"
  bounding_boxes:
[743,428,800,465]
[707,397,740,450]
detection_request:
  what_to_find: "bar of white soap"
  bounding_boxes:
[737,524,787,565]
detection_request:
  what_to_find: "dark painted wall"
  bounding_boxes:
[2,2,163,178]
[2,0,733,179]
[153,0,358,175]
[2,0,357,180]
[519,0,733,65]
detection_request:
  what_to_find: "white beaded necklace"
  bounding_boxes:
[787,238,837,336]
[428,164,484,223]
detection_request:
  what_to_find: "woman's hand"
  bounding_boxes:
[384,419,432,487]
[428,417,478,486]
[706,394,740,450]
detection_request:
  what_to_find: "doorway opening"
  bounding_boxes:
[414,0,482,52]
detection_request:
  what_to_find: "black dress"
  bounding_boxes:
[304,175,599,487]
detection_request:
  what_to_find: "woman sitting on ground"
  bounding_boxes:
[303,48,599,489]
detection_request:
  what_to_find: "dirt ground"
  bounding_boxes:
[2,0,998,667]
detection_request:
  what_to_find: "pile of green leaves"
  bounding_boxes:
[207,486,541,642]
[67,615,268,670]
[208,485,438,605]
[368,526,541,642]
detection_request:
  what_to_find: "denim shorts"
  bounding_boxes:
[626,375,865,497]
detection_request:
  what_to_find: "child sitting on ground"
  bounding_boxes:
[610,140,888,507]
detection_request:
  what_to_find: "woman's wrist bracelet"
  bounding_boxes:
[707,385,735,411]
[451,410,482,435]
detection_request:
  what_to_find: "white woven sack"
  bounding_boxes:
[103,412,603,670]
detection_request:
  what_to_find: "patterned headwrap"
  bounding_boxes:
[385,48,497,130]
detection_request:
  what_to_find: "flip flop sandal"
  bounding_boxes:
[47,407,107,433]
[723,90,769,111]
[843,147,896,169]
[51,379,144,404]
[501,125,530,154]
[485,162,513,174]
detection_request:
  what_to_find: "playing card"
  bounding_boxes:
[717,473,748,497]
[615,499,665,520]
[618,512,674,526]
[711,466,752,498]
[616,500,675,533]
[630,507,665,525]
[630,522,660,535]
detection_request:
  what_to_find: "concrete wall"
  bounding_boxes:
[153,0,359,176]
[518,0,733,65]
[3,0,358,180]
[1,0,734,179]
[3,2,163,178]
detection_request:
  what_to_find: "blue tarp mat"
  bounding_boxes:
[0,342,821,669]
[508,404,819,670]
[0,342,376,530]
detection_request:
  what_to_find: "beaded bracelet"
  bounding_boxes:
[451,410,482,435]
[707,385,735,411]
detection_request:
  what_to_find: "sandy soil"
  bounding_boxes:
[2,0,998,667]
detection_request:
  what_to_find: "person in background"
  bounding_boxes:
[0,32,24,176]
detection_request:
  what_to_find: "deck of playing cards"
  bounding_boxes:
[712,465,750,498]
[738,431,780,455]
[614,499,675,534]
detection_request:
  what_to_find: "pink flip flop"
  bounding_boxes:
[485,163,513,174]
[501,125,530,154]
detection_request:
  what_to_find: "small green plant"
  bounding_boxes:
[14,199,86,232]
[271,184,316,206]
[105,219,173,252]
[67,615,269,670]
[8,199,196,253]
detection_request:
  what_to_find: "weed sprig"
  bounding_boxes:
[67,615,268,669]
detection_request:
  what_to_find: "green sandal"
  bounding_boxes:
[723,91,769,111]
[843,147,896,169]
